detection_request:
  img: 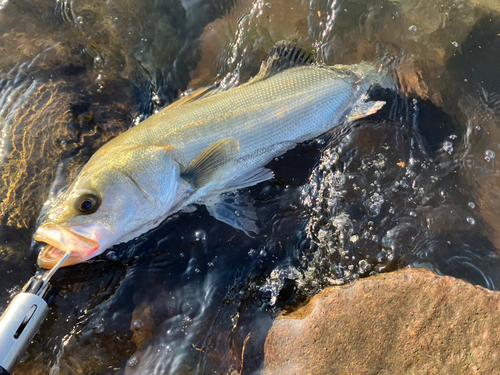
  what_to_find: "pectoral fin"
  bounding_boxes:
[181,137,240,188]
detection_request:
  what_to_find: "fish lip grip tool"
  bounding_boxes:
[0,251,71,375]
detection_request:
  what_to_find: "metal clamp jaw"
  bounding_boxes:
[0,273,53,375]
[0,251,70,374]
[0,252,71,375]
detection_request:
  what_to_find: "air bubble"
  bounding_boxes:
[332,171,345,187]
[195,230,207,242]
[442,141,453,154]
[231,312,239,328]
[365,193,384,217]
[358,259,371,273]
[451,41,459,47]
[409,25,417,32]
[467,216,476,225]
[485,150,495,162]
[468,202,476,209]
[106,251,117,261]
[127,357,139,367]
[133,320,142,329]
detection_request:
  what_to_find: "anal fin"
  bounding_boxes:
[222,167,274,191]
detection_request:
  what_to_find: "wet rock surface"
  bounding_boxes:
[263,268,500,375]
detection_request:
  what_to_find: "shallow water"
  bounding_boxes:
[1,0,500,373]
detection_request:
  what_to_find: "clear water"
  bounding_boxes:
[0,0,500,373]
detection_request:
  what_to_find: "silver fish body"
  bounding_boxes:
[34,61,389,268]
[120,63,381,176]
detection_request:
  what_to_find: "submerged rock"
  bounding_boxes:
[189,0,500,127]
[263,268,500,375]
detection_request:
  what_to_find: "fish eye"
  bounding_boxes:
[76,193,100,214]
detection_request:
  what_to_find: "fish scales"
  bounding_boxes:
[106,65,367,173]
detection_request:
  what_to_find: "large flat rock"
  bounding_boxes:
[262,268,500,375]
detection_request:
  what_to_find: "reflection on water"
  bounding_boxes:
[0,0,500,373]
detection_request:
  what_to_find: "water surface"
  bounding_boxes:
[0,0,500,374]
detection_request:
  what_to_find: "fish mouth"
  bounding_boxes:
[37,245,87,269]
[34,224,100,269]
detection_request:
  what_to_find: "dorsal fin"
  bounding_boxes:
[167,85,220,110]
[248,41,316,84]
[266,41,316,72]
[167,78,239,110]
[481,88,500,115]
[167,42,315,109]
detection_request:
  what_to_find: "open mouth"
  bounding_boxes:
[37,245,88,269]
[34,223,100,269]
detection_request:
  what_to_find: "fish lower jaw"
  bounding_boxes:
[37,245,86,269]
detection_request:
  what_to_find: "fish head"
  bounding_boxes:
[35,144,181,268]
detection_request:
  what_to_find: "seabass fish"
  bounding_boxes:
[34,45,391,268]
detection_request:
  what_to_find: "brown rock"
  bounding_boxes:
[262,268,500,375]
[190,0,500,114]
[189,0,311,88]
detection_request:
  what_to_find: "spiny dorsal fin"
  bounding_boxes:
[181,137,240,188]
[249,41,316,84]
[481,88,500,115]
[168,42,315,109]
[168,78,238,110]
[167,85,218,110]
